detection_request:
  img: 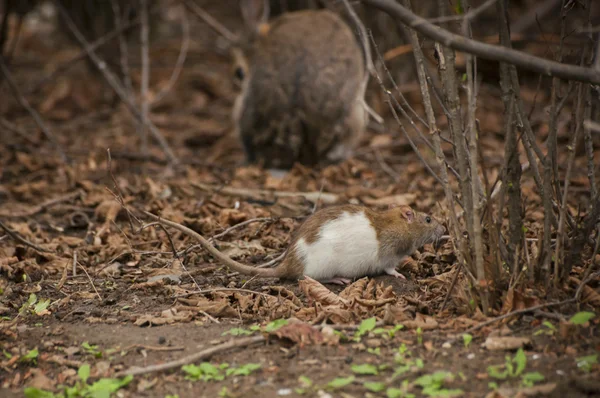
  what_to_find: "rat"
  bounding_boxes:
[145,204,445,285]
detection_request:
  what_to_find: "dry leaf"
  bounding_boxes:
[483,336,531,351]
[299,277,347,306]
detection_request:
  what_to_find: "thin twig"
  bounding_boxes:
[0,57,67,162]
[114,335,265,377]
[0,220,51,253]
[211,218,274,242]
[173,287,276,299]
[426,0,498,25]
[26,3,163,95]
[54,1,179,165]
[77,259,102,301]
[111,0,134,95]
[369,32,443,186]
[257,252,286,268]
[460,298,577,337]
[191,182,339,204]
[183,0,239,42]
[72,251,77,277]
[139,0,150,155]
[151,4,190,104]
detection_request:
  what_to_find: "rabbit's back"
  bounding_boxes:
[235,10,367,169]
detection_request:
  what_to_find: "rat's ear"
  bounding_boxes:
[400,207,414,223]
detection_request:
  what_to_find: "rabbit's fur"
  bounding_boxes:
[232,1,368,169]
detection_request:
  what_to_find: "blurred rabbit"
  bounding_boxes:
[232,0,369,169]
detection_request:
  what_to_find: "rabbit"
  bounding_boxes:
[231,0,369,169]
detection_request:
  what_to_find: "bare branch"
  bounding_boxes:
[362,0,600,83]
[54,0,179,165]
[0,57,68,162]
[183,0,239,43]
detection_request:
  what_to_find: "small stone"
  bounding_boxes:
[442,342,452,349]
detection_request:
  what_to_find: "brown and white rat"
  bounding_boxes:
[146,204,445,285]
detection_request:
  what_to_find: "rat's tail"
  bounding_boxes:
[144,211,281,278]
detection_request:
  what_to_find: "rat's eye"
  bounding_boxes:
[234,66,245,81]
[425,216,431,224]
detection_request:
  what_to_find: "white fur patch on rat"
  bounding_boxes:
[295,210,397,284]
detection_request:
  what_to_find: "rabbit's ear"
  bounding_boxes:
[240,0,270,33]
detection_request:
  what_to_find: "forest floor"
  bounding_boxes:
[0,1,599,397]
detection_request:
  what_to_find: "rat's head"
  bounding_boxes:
[381,205,446,252]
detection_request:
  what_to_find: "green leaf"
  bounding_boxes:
[221,328,254,336]
[264,319,289,332]
[521,372,544,387]
[86,375,133,396]
[387,387,413,398]
[367,347,381,356]
[33,299,51,315]
[78,364,91,383]
[23,388,57,398]
[364,381,386,392]
[415,371,452,388]
[351,363,378,375]
[569,311,596,325]
[488,381,499,390]
[326,376,355,389]
[576,354,598,372]
[513,348,527,376]
[355,317,377,340]
[542,321,556,330]
[21,348,39,363]
[487,365,508,380]
[462,334,472,348]
[298,375,313,388]
[182,362,224,381]
[28,294,38,306]
[226,363,261,377]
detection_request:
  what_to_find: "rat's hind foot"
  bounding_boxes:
[385,267,406,279]
[323,277,352,285]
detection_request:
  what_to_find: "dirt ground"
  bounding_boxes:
[1,1,599,397]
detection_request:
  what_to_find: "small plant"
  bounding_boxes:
[294,376,313,395]
[521,372,545,387]
[416,327,423,345]
[326,375,355,391]
[487,348,527,380]
[367,347,381,356]
[414,371,463,397]
[221,327,255,336]
[24,363,132,398]
[354,317,377,341]
[534,321,556,336]
[81,342,102,359]
[569,311,595,325]
[462,334,473,348]
[487,348,545,388]
[263,319,289,332]
[364,381,386,392]
[373,324,404,339]
[351,363,379,375]
[181,362,261,382]
[576,354,598,373]
[20,349,39,364]
[393,345,424,378]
